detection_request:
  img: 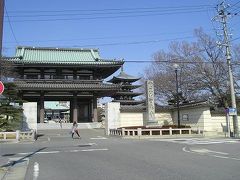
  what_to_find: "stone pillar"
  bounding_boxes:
[23,102,37,131]
[105,102,121,135]
[92,97,98,122]
[146,80,157,126]
[73,93,78,122]
[39,93,44,123]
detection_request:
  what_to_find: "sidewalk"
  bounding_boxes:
[0,157,8,180]
[0,156,29,180]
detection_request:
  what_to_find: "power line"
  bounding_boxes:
[4,5,19,45]
[6,6,214,18]
[3,30,209,44]
[7,5,214,14]
[5,9,214,23]
[71,36,196,48]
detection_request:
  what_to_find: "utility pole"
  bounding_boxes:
[0,0,4,80]
[213,1,239,137]
[174,64,180,128]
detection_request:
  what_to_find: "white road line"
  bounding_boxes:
[36,151,60,154]
[81,148,108,152]
[33,162,39,180]
[69,150,81,152]
[18,152,32,155]
[16,147,108,155]
[90,136,107,140]
[88,143,97,145]
[182,146,240,161]
[229,157,240,161]
[212,155,229,159]
[205,149,229,155]
[182,147,193,154]
[150,138,239,145]
[47,137,51,141]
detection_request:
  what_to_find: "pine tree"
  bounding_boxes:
[0,82,23,131]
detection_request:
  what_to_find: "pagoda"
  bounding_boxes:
[6,46,124,123]
[108,67,144,106]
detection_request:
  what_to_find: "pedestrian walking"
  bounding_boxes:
[71,121,81,139]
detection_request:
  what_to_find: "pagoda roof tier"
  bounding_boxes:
[108,71,140,83]
[122,84,142,89]
[14,80,121,93]
[112,99,145,105]
[113,91,143,97]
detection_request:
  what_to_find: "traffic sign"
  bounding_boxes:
[0,81,4,94]
[228,108,237,116]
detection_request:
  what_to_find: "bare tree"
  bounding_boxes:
[144,28,239,107]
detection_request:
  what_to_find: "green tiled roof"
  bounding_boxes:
[13,46,123,65]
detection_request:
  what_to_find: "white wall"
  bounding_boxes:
[172,106,210,129]
[22,102,37,131]
[120,112,143,127]
[210,115,240,133]
[105,102,121,135]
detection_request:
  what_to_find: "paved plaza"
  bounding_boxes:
[1,129,240,180]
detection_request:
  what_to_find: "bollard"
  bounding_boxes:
[16,130,20,141]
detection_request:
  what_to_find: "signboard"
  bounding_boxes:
[228,108,237,116]
[0,81,4,95]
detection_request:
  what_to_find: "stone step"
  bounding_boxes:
[37,122,103,130]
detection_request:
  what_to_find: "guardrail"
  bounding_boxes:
[109,127,203,137]
[0,130,36,142]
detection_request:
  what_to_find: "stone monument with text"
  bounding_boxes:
[146,80,158,125]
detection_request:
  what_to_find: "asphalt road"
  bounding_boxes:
[1,129,240,180]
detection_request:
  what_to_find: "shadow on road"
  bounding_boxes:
[1,147,47,168]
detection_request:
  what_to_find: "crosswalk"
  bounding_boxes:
[150,138,239,145]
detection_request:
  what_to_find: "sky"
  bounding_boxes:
[3,0,240,79]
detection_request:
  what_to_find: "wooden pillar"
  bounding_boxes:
[40,68,44,79]
[73,69,77,79]
[39,92,44,123]
[70,100,73,123]
[37,101,40,123]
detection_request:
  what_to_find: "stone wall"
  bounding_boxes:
[155,112,173,126]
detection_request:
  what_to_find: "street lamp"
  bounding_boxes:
[173,64,180,128]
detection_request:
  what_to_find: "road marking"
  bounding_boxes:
[15,147,108,156]
[37,151,60,154]
[81,148,109,152]
[150,138,239,145]
[47,137,51,141]
[189,148,229,155]
[212,155,229,159]
[69,150,81,152]
[33,162,39,180]
[229,157,240,161]
[183,146,240,161]
[204,149,229,155]
[18,152,33,155]
[88,143,97,145]
[90,136,107,140]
